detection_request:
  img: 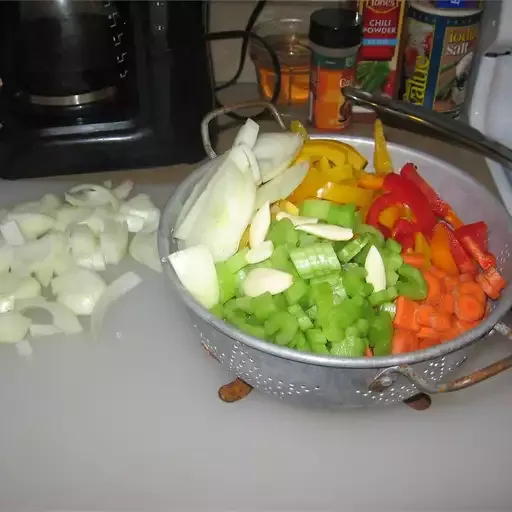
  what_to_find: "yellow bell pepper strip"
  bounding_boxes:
[276,200,299,216]
[299,143,347,167]
[298,139,367,171]
[379,206,402,229]
[290,120,309,140]
[430,223,459,276]
[287,168,329,204]
[373,119,393,175]
[315,182,374,208]
[414,232,431,268]
[318,157,354,183]
[356,171,384,191]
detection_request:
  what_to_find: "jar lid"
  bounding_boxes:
[309,8,362,49]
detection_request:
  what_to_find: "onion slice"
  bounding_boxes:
[0,219,26,246]
[16,297,83,335]
[91,271,142,337]
[0,312,31,343]
[129,231,162,272]
[30,324,62,337]
[232,118,259,149]
[65,184,120,210]
[119,194,160,233]
[7,212,55,240]
[112,180,134,200]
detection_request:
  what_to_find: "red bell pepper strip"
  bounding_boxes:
[366,193,398,237]
[444,225,478,276]
[400,162,463,228]
[382,173,437,236]
[454,221,488,252]
[455,232,496,271]
[391,218,416,251]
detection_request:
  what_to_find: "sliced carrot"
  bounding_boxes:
[444,276,458,292]
[429,266,449,281]
[402,252,426,269]
[476,274,501,300]
[416,304,436,326]
[391,328,419,354]
[423,270,443,305]
[393,296,420,332]
[417,327,440,340]
[429,313,452,332]
[419,338,441,349]
[454,294,485,323]
[484,266,507,290]
[454,318,479,333]
[440,294,455,314]
[459,273,474,283]
[365,346,374,357]
[454,281,486,305]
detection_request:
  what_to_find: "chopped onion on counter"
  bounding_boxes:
[65,184,121,210]
[129,231,162,273]
[0,312,31,344]
[0,219,26,246]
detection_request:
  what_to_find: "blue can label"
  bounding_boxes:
[400,4,482,116]
[429,1,483,9]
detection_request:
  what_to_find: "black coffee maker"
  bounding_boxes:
[0,1,216,179]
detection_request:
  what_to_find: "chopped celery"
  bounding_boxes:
[267,218,299,248]
[234,267,249,296]
[337,237,369,263]
[327,203,357,228]
[306,305,318,320]
[298,232,318,247]
[357,224,385,247]
[225,308,248,330]
[294,331,311,352]
[270,245,295,275]
[353,242,372,265]
[379,301,397,319]
[309,272,341,286]
[368,286,398,306]
[251,292,278,321]
[215,262,237,304]
[288,304,314,331]
[210,303,223,318]
[239,322,265,339]
[331,334,366,357]
[396,263,428,301]
[284,278,309,305]
[384,252,403,272]
[368,311,393,356]
[235,296,253,314]
[385,238,402,254]
[342,267,373,298]
[273,293,287,311]
[335,298,363,329]
[289,242,341,280]
[356,318,370,336]
[265,311,299,345]
[299,199,332,220]
[306,328,329,353]
[321,311,345,342]
[386,269,399,286]
[225,248,249,274]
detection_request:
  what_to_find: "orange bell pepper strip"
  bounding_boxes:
[315,182,374,208]
[287,168,328,204]
[414,232,431,267]
[379,206,402,229]
[430,223,459,276]
[357,171,384,191]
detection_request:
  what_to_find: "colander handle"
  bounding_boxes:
[200,101,287,159]
[369,322,512,394]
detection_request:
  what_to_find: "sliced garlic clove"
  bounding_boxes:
[295,223,353,241]
[365,245,386,293]
[245,240,274,264]
[275,212,319,226]
[242,268,294,297]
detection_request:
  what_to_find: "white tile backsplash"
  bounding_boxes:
[209,0,347,84]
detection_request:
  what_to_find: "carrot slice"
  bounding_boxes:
[454,318,479,333]
[416,304,436,326]
[430,313,452,332]
[454,281,486,305]
[417,327,440,340]
[440,294,455,314]
[459,273,474,283]
[403,252,426,269]
[391,328,419,354]
[393,297,420,332]
[444,276,458,292]
[419,338,440,349]
[476,274,501,300]
[454,294,485,323]
[423,270,443,304]
[365,346,374,357]
[429,266,449,281]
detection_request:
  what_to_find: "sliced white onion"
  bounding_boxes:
[65,184,120,211]
[254,160,309,211]
[16,297,83,335]
[276,212,319,226]
[0,243,13,274]
[91,271,142,337]
[242,268,294,297]
[0,295,14,314]
[295,223,353,241]
[119,194,160,233]
[6,213,55,240]
[68,225,106,271]
[100,219,128,265]
[112,180,134,200]
[252,132,303,183]
[0,219,26,246]
[246,240,274,264]
[183,157,256,262]
[30,324,62,337]
[0,272,42,310]
[129,230,162,272]
[232,118,259,149]
[51,268,107,316]
[0,312,31,343]
[54,205,93,232]
[40,194,62,215]
[103,180,113,189]
[83,206,115,235]
[249,200,271,249]
[169,245,219,308]
[229,144,261,185]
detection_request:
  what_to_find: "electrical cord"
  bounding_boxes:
[205,30,281,121]
[215,0,267,93]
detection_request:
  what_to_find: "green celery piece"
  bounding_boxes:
[299,199,332,221]
[270,245,296,275]
[225,308,249,330]
[384,252,404,272]
[352,211,362,232]
[335,299,363,329]
[215,262,237,304]
[342,267,373,298]
[298,232,318,247]
[337,237,369,263]
[386,270,399,287]
[309,282,335,314]
[356,318,370,337]
[327,203,357,228]
[360,300,376,322]
[357,224,385,247]
[273,293,287,311]
[210,303,223,318]
[235,296,253,314]
[396,263,428,301]
[345,325,359,338]
[294,331,311,352]
[353,241,372,266]
[321,310,345,343]
[379,302,397,320]
[265,311,299,345]
[368,311,393,356]
[306,305,318,321]
[331,334,366,357]
[267,219,299,248]
[239,322,265,339]
[385,238,402,254]
[306,328,329,353]
[288,304,314,331]
[368,286,398,307]
[284,278,309,305]
[311,343,330,354]
[225,248,249,274]
[309,272,341,286]
[289,242,341,280]
[223,298,240,315]
[251,292,278,322]
[234,267,249,297]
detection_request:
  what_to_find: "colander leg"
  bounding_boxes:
[218,378,253,403]
[403,393,432,411]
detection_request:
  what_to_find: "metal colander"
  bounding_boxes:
[157,103,512,408]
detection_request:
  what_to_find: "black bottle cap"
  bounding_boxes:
[309,8,362,49]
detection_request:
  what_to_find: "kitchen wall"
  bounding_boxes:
[210,0,347,84]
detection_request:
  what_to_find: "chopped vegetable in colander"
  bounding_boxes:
[170,119,508,358]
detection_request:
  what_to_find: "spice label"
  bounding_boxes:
[354,0,407,113]
[309,53,357,131]
[401,5,482,116]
